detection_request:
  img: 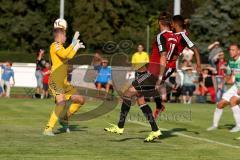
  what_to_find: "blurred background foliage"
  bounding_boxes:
[0,0,239,62]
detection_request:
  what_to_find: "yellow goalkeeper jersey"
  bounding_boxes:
[49,42,76,94]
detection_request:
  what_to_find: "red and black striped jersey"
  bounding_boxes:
[148,30,178,76]
[175,31,194,54]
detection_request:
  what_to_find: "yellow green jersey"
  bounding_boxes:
[49,42,77,95]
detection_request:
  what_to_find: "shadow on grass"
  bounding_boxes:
[109,137,161,143]
[220,124,235,130]
[138,128,199,140]
[55,125,88,135]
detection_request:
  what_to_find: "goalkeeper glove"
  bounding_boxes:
[73,40,85,52]
[72,31,80,46]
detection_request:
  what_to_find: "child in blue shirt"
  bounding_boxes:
[1,61,15,97]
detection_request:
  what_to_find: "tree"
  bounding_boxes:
[71,0,149,52]
[190,0,240,53]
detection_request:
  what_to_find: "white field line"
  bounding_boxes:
[129,120,240,149]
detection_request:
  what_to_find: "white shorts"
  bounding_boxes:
[222,85,240,102]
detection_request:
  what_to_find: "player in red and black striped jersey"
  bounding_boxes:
[172,15,201,73]
[149,15,202,118]
[148,13,179,119]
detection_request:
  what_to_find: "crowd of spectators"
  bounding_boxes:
[0,41,232,103]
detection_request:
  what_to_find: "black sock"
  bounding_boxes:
[154,97,163,110]
[140,104,158,131]
[117,96,131,128]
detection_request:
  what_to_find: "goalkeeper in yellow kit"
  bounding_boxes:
[43,19,85,136]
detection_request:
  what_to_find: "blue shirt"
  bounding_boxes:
[1,65,14,81]
[95,66,112,84]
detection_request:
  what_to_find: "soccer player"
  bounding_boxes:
[148,12,179,119]
[207,43,240,133]
[43,19,85,136]
[131,44,165,118]
[104,46,161,142]
[172,15,201,73]
[152,15,202,118]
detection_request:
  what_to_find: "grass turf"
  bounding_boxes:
[0,98,240,160]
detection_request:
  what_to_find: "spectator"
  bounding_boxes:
[181,66,197,104]
[95,59,112,99]
[35,49,46,99]
[198,67,217,103]
[208,41,224,69]
[0,61,15,98]
[215,52,227,102]
[42,62,51,99]
[92,51,103,66]
[181,59,191,69]
[131,44,149,71]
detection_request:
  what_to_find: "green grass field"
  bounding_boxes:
[0,98,240,160]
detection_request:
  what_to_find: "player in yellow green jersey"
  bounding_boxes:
[43,19,85,136]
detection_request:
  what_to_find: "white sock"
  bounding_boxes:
[231,105,240,127]
[213,108,223,127]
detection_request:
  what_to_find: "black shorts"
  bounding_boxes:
[43,83,49,91]
[132,71,158,97]
[182,85,196,96]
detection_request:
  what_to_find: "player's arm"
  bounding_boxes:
[181,32,202,73]
[191,46,201,72]
[159,51,167,80]
[55,43,75,59]
[157,35,167,82]
[56,31,85,59]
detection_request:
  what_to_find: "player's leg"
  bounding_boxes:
[104,85,136,134]
[229,96,240,132]
[207,99,228,131]
[43,94,66,136]
[59,88,85,132]
[68,94,85,118]
[153,96,165,119]
[206,86,234,131]
[137,96,161,142]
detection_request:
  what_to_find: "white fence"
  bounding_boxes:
[11,63,37,88]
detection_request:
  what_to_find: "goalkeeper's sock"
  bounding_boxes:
[67,103,81,118]
[140,104,158,131]
[45,105,65,130]
[117,96,131,128]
